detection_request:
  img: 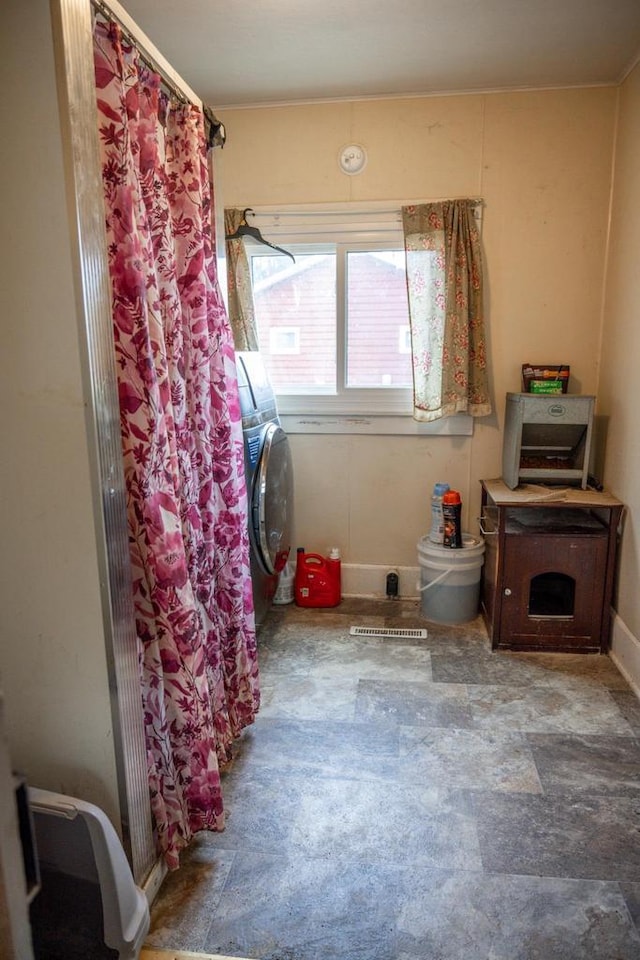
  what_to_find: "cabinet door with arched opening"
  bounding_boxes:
[498,511,608,652]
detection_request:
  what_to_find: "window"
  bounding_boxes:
[249,242,413,415]
[252,249,337,395]
[242,203,473,436]
[345,250,412,389]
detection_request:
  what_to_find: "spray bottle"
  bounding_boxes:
[442,490,463,548]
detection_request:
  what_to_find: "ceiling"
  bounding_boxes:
[121,0,640,109]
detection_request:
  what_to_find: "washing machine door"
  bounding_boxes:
[253,422,293,574]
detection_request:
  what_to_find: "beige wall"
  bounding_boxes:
[599,62,640,641]
[0,1,121,824]
[0,0,635,874]
[218,88,616,574]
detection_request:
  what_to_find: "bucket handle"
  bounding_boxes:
[417,566,453,592]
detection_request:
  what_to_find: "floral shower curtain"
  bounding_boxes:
[402,200,491,422]
[93,19,259,869]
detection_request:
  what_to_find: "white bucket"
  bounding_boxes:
[417,534,485,624]
[273,561,295,604]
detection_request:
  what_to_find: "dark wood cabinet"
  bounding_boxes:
[480,479,623,653]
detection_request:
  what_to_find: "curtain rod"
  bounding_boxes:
[246,199,484,218]
[91,0,202,108]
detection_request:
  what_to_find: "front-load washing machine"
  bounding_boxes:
[236,351,294,625]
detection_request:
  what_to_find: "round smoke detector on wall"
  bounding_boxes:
[338,144,367,175]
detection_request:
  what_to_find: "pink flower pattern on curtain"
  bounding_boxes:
[93,19,259,869]
[402,201,491,422]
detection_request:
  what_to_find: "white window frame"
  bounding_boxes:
[243,202,477,436]
[250,240,413,414]
[398,324,412,355]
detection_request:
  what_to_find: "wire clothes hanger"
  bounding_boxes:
[225,208,295,262]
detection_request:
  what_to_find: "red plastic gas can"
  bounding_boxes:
[294,547,341,608]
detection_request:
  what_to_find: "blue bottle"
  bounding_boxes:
[429,483,450,543]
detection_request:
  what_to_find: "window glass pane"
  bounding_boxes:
[269,327,300,355]
[252,253,337,394]
[345,251,412,388]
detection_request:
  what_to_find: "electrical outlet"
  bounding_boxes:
[385,570,399,598]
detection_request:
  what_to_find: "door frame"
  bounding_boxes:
[50,0,157,884]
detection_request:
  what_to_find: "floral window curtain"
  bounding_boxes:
[224,208,259,351]
[402,201,491,422]
[94,19,259,869]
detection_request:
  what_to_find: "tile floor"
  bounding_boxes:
[145,598,640,960]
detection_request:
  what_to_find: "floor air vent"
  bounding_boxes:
[349,626,428,639]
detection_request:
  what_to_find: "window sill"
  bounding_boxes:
[279,414,474,436]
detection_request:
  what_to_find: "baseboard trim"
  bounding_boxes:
[142,856,168,907]
[609,612,640,698]
[341,563,420,600]
[141,951,253,960]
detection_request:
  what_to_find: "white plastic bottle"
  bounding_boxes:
[429,483,450,543]
[273,560,295,604]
